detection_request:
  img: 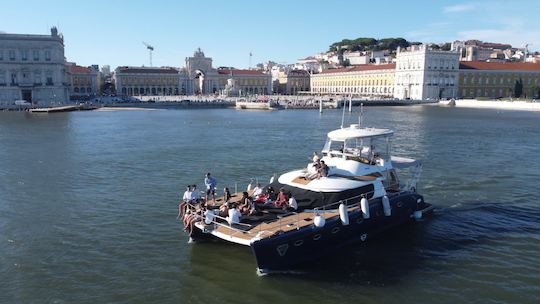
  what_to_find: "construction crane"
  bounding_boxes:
[524,43,532,62]
[142,42,154,67]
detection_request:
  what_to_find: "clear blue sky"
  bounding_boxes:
[1,0,539,69]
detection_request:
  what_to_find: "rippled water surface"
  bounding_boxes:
[1,106,539,303]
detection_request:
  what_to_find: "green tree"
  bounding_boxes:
[441,42,452,51]
[513,78,523,98]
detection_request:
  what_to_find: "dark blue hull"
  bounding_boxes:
[251,192,430,273]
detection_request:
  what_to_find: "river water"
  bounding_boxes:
[1,106,539,303]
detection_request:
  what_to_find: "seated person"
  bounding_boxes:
[226,203,241,225]
[251,183,263,198]
[317,161,329,179]
[273,188,289,207]
[305,159,321,180]
[266,186,277,201]
[282,196,298,212]
[191,184,201,203]
[223,187,232,202]
[239,191,256,215]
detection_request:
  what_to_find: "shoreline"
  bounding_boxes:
[440,99,540,111]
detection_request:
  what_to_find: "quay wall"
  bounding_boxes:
[451,99,540,111]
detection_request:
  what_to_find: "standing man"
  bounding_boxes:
[204,172,217,204]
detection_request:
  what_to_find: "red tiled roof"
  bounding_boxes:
[69,65,93,74]
[116,66,179,74]
[217,69,266,75]
[320,63,396,74]
[460,62,540,71]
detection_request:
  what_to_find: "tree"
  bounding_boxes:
[441,42,452,51]
[513,78,523,98]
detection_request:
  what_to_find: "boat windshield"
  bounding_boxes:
[322,136,391,161]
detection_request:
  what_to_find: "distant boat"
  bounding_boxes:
[439,99,456,106]
[235,97,279,111]
[14,100,31,107]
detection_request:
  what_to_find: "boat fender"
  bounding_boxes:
[269,175,275,184]
[360,198,370,219]
[382,195,391,216]
[247,182,252,192]
[314,214,326,228]
[338,203,349,225]
[204,210,215,225]
[414,211,422,220]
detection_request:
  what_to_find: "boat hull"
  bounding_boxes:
[250,192,431,273]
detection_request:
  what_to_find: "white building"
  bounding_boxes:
[394,45,459,100]
[0,27,68,107]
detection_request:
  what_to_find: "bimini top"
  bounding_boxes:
[327,124,394,141]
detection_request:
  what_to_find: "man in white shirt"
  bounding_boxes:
[252,183,263,198]
[178,185,192,219]
[182,185,192,202]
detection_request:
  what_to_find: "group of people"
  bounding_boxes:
[306,152,329,180]
[179,172,218,234]
[178,171,300,234]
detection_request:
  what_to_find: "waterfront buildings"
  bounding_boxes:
[0,27,68,106]
[458,62,540,98]
[310,64,395,98]
[393,45,460,100]
[275,69,310,95]
[114,66,180,96]
[66,63,100,99]
[310,44,540,100]
[114,48,272,97]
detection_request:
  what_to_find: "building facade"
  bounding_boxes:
[393,45,460,100]
[275,69,310,95]
[114,66,181,96]
[0,27,68,107]
[310,64,395,97]
[115,48,272,97]
[458,62,540,99]
[67,63,100,99]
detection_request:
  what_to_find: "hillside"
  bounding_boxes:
[329,37,418,53]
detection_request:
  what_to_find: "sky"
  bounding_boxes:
[1,0,539,69]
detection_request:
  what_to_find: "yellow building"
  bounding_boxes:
[114,66,180,96]
[276,69,310,95]
[217,69,272,95]
[458,62,540,98]
[67,64,99,98]
[310,64,395,97]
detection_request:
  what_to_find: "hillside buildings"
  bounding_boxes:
[0,27,69,107]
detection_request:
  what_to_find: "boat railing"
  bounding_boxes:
[192,182,410,239]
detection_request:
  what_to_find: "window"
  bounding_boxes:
[0,70,5,85]
[0,50,3,61]
[45,50,51,61]
[46,70,53,85]
[11,73,17,85]
[9,50,15,60]
[34,70,42,84]
[21,50,28,61]
[33,50,39,61]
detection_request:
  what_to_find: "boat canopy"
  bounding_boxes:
[327,125,393,141]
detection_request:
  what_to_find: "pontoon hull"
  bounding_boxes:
[251,192,431,273]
